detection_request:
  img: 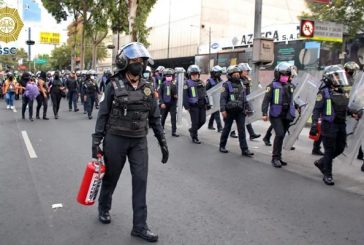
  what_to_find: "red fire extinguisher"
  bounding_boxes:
[309,119,321,142]
[77,154,106,205]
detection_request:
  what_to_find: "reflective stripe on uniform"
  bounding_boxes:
[191,87,196,97]
[274,88,280,104]
[326,99,332,115]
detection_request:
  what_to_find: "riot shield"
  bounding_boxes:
[336,72,364,164]
[206,82,223,116]
[283,72,322,150]
[245,87,266,125]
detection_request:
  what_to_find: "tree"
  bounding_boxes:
[0,48,28,70]
[303,0,364,38]
[131,0,157,46]
[50,44,72,70]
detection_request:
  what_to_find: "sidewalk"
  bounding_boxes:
[166,113,364,196]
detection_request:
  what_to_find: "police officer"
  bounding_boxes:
[35,71,49,120]
[310,65,359,185]
[153,66,164,92]
[206,65,223,132]
[143,66,154,84]
[219,65,254,157]
[83,70,99,119]
[99,70,112,93]
[92,42,168,242]
[238,63,261,140]
[262,62,296,168]
[66,71,79,112]
[343,61,364,172]
[183,64,208,144]
[159,68,179,137]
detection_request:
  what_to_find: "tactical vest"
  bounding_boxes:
[84,79,97,94]
[186,79,198,104]
[162,81,173,103]
[269,81,295,118]
[107,79,153,138]
[225,81,246,112]
[208,78,217,87]
[154,76,162,90]
[322,88,349,123]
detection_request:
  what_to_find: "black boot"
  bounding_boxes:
[249,134,261,140]
[314,160,324,175]
[131,227,158,242]
[312,149,324,156]
[192,138,201,144]
[230,131,238,138]
[271,159,282,168]
[219,147,229,153]
[242,150,254,157]
[323,175,335,186]
[263,137,272,146]
[98,209,111,224]
[279,159,288,166]
[361,161,364,172]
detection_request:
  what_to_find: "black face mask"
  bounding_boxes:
[127,63,144,76]
[230,77,240,83]
[55,75,59,79]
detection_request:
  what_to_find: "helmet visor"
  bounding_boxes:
[329,70,349,87]
[121,42,154,65]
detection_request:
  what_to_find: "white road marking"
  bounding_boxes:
[21,131,38,158]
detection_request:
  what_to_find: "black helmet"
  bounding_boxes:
[115,42,153,71]
[187,65,201,78]
[274,62,293,80]
[226,65,242,80]
[163,68,174,76]
[323,65,349,88]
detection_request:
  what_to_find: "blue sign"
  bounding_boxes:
[211,43,219,49]
[23,0,41,22]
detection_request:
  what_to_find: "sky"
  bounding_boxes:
[1,0,72,59]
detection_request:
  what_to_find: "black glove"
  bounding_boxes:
[158,136,169,164]
[92,135,103,159]
[309,124,318,137]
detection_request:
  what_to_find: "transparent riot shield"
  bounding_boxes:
[175,67,185,126]
[245,87,266,125]
[206,82,223,116]
[283,72,322,150]
[336,72,364,164]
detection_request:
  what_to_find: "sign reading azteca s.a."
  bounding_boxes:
[0,6,24,54]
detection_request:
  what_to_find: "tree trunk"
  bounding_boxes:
[128,0,138,42]
[92,42,97,70]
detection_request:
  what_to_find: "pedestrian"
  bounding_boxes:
[65,71,79,112]
[183,64,208,144]
[206,65,223,132]
[82,70,99,119]
[21,72,39,121]
[262,62,297,168]
[49,71,65,119]
[92,42,168,242]
[159,68,179,137]
[35,71,49,120]
[238,63,261,140]
[219,65,254,157]
[310,65,359,185]
[2,72,18,110]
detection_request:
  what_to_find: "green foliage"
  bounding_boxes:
[133,0,157,46]
[108,0,129,34]
[304,0,364,38]
[50,44,72,70]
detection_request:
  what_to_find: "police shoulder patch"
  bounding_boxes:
[265,86,271,93]
[220,87,225,93]
[183,85,188,89]
[316,93,323,101]
[290,87,294,93]
[144,87,152,96]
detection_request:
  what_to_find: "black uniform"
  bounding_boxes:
[219,79,251,154]
[311,86,350,179]
[206,77,222,131]
[159,80,178,135]
[50,78,63,118]
[83,78,99,118]
[183,79,207,142]
[93,75,165,230]
[262,80,296,164]
[66,76,79,111]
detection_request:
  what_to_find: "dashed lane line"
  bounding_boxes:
[21,130,38,158]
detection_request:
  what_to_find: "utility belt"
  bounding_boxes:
[225,101,244,111]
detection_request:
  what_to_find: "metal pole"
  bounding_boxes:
[252,0,262,90]
[167,0,171,59]
[175,67,185,125]
[28,27,31,63]
[208,27,211,72]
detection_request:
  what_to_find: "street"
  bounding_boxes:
[0,100,363,245]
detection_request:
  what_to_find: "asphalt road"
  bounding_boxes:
[0,99,363,245]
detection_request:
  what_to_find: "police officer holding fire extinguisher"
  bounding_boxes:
[91,42,168,243]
